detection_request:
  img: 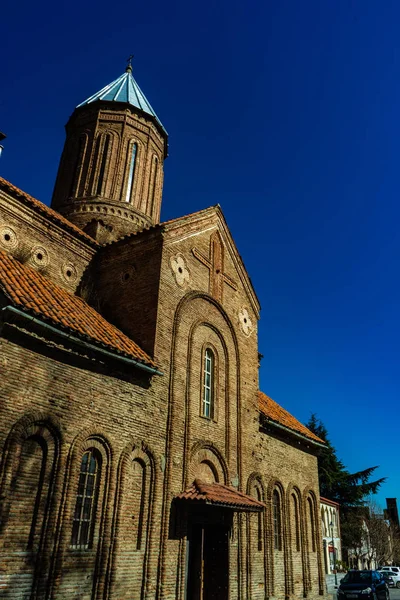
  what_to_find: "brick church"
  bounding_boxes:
[0,62,326,599]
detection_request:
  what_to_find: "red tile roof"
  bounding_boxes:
[0,177,98,247]
[0,250,155,368]
[258,391,324,444]
[320,496,340,507]
[176,479,265,512]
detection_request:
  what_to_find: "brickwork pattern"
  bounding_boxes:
[51,103,167,243]
[0,145,326,599]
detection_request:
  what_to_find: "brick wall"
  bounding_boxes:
[0,199,326,599]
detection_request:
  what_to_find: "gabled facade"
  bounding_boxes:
[0,64,326,600]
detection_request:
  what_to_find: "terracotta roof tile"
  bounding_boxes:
[258,391,324,444]
[176,479,265,512]
[0,177,98,247]
[0,250,155,368]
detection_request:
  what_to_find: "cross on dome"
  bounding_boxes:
[126,54,134,73]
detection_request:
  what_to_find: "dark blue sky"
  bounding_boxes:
[2,0,399,505]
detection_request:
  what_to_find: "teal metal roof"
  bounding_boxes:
[77,67,166,134]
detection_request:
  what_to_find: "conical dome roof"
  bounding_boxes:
[77,67,166,134]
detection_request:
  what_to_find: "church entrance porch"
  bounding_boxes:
[187,522,230,600]
[175,479,265,600]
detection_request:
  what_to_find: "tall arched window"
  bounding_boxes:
[273,489,282,550]
[292,493,301,551]
[96,134,111,196]
[71,449,101,549]
[132,459,147,550]
[202,348,214,419]
[147,155,158,215]
[308,497,316,552]
[125,142,138,202]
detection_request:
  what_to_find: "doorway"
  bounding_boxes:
[187,523,229,600]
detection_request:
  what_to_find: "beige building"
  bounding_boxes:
[0,62,327,599]
[320,497,342,575]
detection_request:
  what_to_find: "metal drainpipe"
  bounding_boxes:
[1,305,163,376]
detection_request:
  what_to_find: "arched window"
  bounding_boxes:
[292,493,301,551]
[125,142,138,202]
[96,134,111,196]
[202,348,214,419]
[273,489,282,550]
[308,497,316,552]
[147,155,158,215]
[132,459,146,550]
[71,449,101,549]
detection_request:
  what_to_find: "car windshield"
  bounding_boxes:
[342,572,372,584]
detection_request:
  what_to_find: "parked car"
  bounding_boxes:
[337,570,389,600]
[378,567,400,589]
[381,572,395,588]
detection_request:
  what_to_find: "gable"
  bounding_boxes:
[161,205,260,319]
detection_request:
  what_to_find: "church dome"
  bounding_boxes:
[51,60,168,243]
[76,64,167,135]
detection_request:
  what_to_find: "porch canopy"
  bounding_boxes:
[175,479,265,513]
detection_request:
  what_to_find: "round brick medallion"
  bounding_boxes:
[0,227,18,249]
[238,307,253,336]
[62,262,78,283]
[170,253,190,287]
[31,246,49,267]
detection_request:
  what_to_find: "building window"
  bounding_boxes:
[147,155,158,215]
[202,348,214,419]
[273,489,282,550]
[125,142,138,202]
[71,449,101,549]
[96,134,110,196]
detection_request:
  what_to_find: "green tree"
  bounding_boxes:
[306,415,386,565]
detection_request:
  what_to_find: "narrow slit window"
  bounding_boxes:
[96,135,110,196]
[71,449,101,549]
[202,348,214,419]
[273,489,282,550]
[147,156,158,215]
[125,143,138,202]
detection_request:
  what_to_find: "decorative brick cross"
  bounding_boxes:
[192,232,237,302]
